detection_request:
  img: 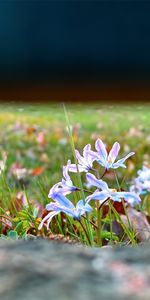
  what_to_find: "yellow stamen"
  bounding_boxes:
[107,158,112,164]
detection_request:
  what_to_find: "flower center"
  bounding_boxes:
[107,158,112,164]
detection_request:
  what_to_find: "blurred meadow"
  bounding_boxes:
[0,103,150,243]
[0,103,150,202]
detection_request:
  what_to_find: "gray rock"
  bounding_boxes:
[0,239,150,300]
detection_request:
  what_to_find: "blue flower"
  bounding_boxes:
[88,139,135,170]
[67,144,95,173]
[38,193,92,230]
[130,166,150,195]
[48,161,77,198]
[86,173,141,206]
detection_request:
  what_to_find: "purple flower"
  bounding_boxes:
[48,161,77,198]
[86,173,141,206]
[130,166,150,195]
[61,162,78,193]
[88,139,135,170]
[38,193,92,230]
[67,144,95,173]
[130,178,144,195]
[137,166,150,181]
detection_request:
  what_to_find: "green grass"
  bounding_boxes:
[0,102,149,244]
[0,103,149,194]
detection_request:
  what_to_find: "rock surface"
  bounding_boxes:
[0,239,150,300]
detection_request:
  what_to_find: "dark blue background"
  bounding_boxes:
[0,1,150,85]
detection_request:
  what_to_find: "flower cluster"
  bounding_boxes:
[130,166,150,195]
[39,139,141,231]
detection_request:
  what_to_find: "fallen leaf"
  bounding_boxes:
[31,166,45,176]
[36,131,47,146]
[26,126,37,135]
[121,207,150,242]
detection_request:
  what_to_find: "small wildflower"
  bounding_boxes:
[67,144,95,173]
[38,193,92,230]
[61,161,77,193]
[86,173,141,206]
[88,139,135,170]
[48,161,77,198]
[130,166,150,195]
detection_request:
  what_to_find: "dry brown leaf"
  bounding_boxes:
[121,207,150,242]
[31,166,45,176]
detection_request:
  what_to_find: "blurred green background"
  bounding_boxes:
[0,103,150,205]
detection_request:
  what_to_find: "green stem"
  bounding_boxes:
[63,103,93,245]
[82,215,98,229]
[114,170,121,191]
[96,202,102,246]
[108,200,113,245]
[76,187,93,194]
[93,167,107,246]
[121,199,132,229]
[78,219,91,246]
[100,169,107,179]
[114,171,131,230]
[109,201,136,245]
[63,104,84,199]
[99,198,109,209]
